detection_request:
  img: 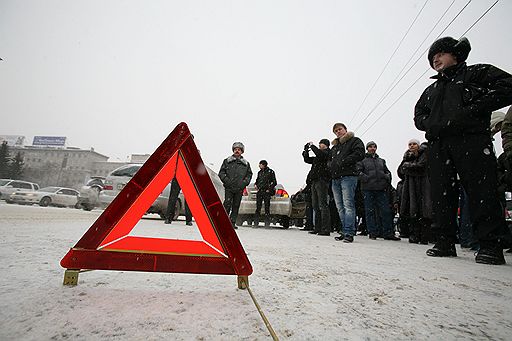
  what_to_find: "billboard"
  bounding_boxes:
[33,136,67,146]
[0,135,26,147]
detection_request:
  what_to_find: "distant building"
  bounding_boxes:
[9,142,151,189]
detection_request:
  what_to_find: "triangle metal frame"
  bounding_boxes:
[60,122,252,276]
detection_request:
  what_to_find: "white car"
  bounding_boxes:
[0,179,39,201]
[9,186,79,208]
[237,183,293,228]
[99,163,225,219]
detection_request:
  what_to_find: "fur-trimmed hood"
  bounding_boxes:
[332,131,355,146]
[226,155,248,166]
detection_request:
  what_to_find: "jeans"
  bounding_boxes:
[363,190,393,237]
[331,176,358,237]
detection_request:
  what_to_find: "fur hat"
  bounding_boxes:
[428,37,471,68]
[366,141,377,149]
[232,142,245,152]
[319,139,330,147]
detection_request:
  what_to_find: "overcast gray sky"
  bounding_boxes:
[1,0,511,193]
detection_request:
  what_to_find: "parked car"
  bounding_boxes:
[9,186,79,207]
[236,183,292,228]
[77,177,105,211]
[0,179,39,202]
[99,163,224,219]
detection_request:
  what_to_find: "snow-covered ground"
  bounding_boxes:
[1,203,512,340]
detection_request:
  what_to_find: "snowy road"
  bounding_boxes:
[1,203,511,340]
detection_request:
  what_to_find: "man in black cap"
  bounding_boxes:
[414,36,512,264]
[254,160,277,227]
[303,139,332,236]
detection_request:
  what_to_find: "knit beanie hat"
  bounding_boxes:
[490,111,506,134]
[319,139,330,147]
[408,138,420,145]
[366,141,377,149]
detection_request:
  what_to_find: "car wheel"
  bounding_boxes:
[39,197,51,207]
[281,216,290,229]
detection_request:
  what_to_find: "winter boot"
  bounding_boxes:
[475,242,506,265]
[426,236,457,257]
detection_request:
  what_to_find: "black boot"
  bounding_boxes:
[254,215,260,227]
[426,236,457,257]
[475,242,506,265]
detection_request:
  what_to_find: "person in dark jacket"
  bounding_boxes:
[414,36,512,264]
[398,140,432,244]
[164,178,192,226]
[219,142,253,229]
[254,160,277,227]
[303,139,332,236]
[357,141,399,240]
[329,123,365,243]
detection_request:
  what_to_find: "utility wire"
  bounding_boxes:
[347,0,429,126]
[353,0,457,127]
[360,0,500,137]
[353,0,472,133]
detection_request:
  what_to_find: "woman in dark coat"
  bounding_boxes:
[398,139,432,244]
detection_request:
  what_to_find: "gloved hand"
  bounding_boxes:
[304,143,310,151]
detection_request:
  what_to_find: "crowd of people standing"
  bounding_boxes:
[299,36,512,266]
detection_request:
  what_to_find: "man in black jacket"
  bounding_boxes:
[303,139,332,236]
[330,123,365,243]
[357,141,399,241]
[414,36,512,264]
[254,160,277,227]
[219,142,253,229]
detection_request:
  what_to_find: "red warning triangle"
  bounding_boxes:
[61,122,252,276]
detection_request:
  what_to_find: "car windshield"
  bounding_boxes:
[39,187,59,193]
[86,178,104,186]
[0,179,11,186]
[110,165,141,177]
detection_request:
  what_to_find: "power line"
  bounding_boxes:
[347,0,429,126]
[360,0,500,137]
[353,0,472,133]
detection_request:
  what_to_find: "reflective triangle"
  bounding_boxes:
[61,122,252,276]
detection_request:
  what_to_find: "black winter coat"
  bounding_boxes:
[302,145,330,181]
[415,62,512,140]
[357,153,391,191]
[255,167,277,193]
[329,132,365,178]
[397,146,432,219]
[219,155,253,192]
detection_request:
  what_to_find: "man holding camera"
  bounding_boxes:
[303,139,332,236]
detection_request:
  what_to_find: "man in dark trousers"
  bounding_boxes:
[357,141,399,240]
[219,142,253,229]
[414,36,512,264]
[303,139,332,236]
[164,178,192,225]
[254,160,277,227]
